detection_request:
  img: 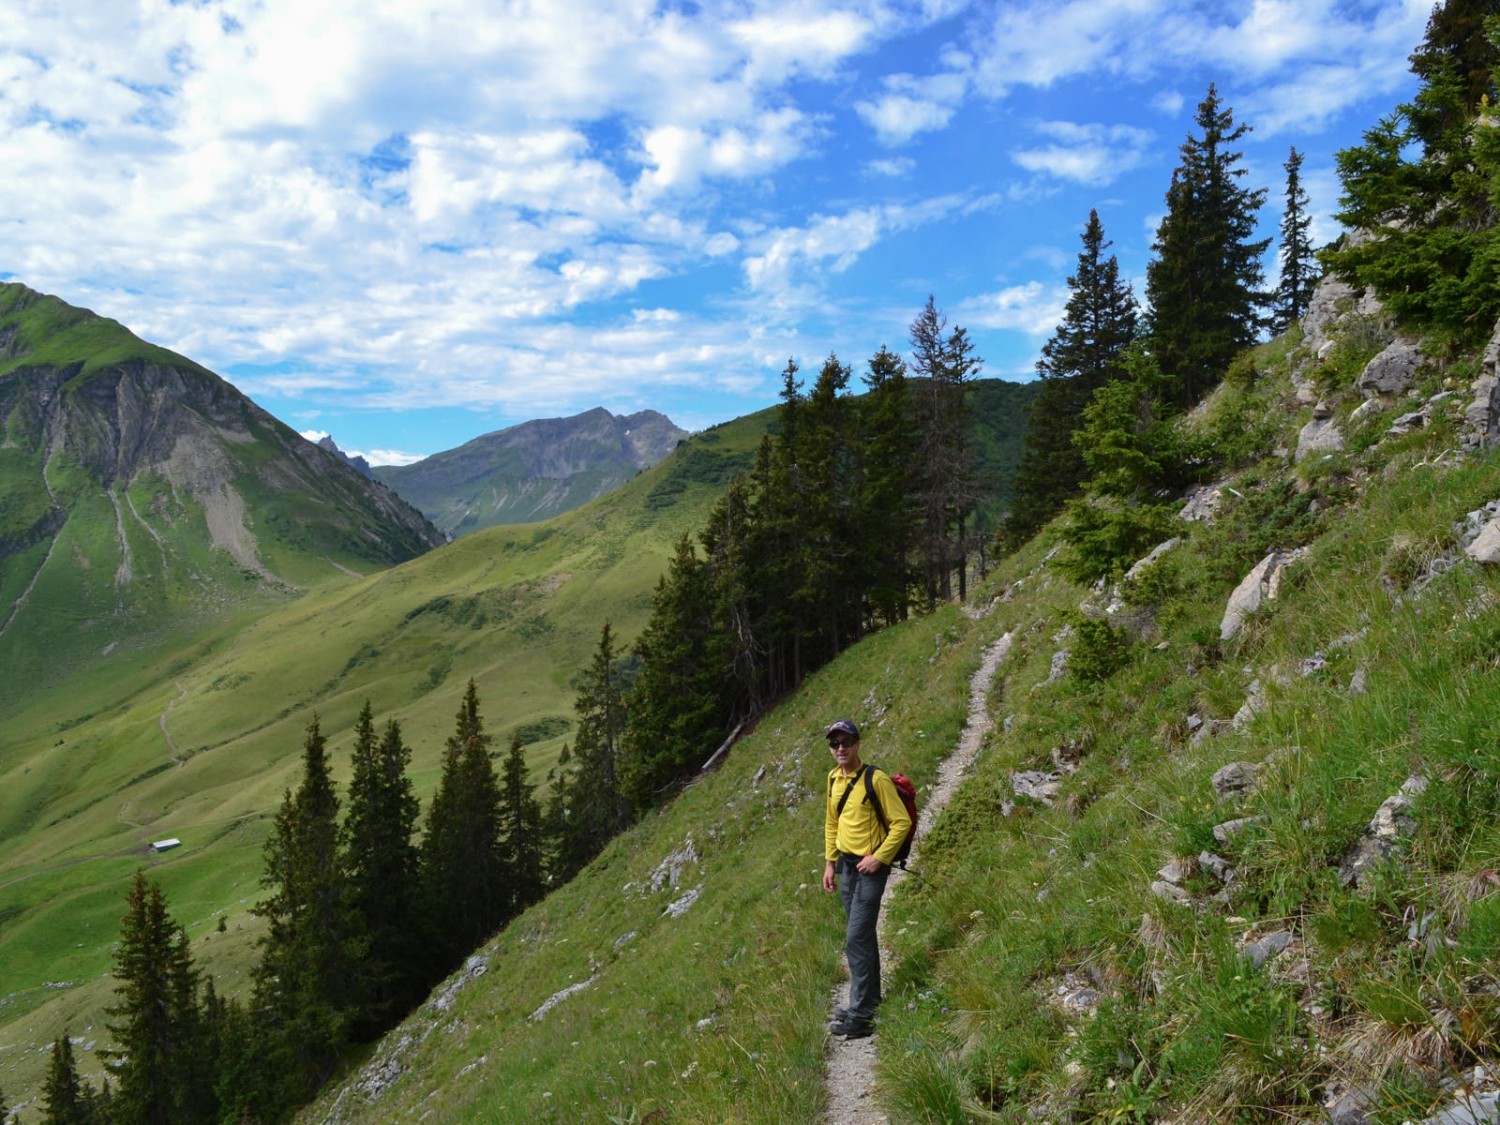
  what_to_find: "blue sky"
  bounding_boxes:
[1,0,1430,465]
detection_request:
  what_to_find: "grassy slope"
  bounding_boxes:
[873,338,1500,1121]
[0,378,1035,1112]
[305,600,988,1125]
[306,324,1500,1123]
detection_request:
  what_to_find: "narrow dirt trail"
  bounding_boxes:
[822,629,1013,1125]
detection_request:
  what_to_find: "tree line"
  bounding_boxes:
[1001,83,1319,559]
[26,682,552,1125]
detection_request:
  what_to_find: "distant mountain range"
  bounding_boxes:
[0,282,444,701]
[372,407,688,536]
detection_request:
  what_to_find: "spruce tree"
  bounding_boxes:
[859,344,920,625]
[1005,210,1137,545]
[104,872,212,1125]
[1146,84,1270,406]
[1275,147,1317,332]
[343,703,425,1034]
[566,622,631,859]
[910,296,981,605]
[1324,0,1500,340]
[41,1033,85,1125]
[797,352,860,660]
[620,534,729,809]
[498,731,546,916]
[422,681,505,970]
[252,716,355,1109]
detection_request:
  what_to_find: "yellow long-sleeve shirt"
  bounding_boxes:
[825,764,912,867]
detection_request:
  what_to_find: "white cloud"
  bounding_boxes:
[1013,121,1155,186]
[363,449,427,467]
[856,70,968,145]
[864,156,915,178]
[955,281,1068,335]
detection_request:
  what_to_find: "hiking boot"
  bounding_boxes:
[828,1006,851,1025]
[829,1018,874,1039]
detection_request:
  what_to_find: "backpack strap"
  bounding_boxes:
[862,765,890,833]
[834,766,867,816]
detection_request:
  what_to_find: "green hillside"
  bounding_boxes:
[283,312,1500,1123]
[0,378,1030,1109]
[0,283,445,713]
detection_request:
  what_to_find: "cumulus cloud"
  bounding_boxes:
[856,70,968,145]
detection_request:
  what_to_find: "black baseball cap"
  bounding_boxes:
[825,719,860,740]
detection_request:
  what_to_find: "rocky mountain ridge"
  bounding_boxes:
[373,406,688,535]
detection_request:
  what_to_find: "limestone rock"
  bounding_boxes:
[1359,338,1423,400]
[1466,520,1500,565]
[1213,816,1267,845]
[1220,549,1309,641]
[1212,761,1261,801]
[1124,537,1182,582]
[1178,482,1226,523]
[1198,852,1235,884]
[1243,930,1293,969]
[1150,879,1192,905]
[1339,776,1427,889]
[1295,411,1345,462]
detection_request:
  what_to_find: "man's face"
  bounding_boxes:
[828,733,859,772]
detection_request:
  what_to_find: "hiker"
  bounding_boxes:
[821,717,912,1039]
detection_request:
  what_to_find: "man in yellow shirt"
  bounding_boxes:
[821,717,912,1039]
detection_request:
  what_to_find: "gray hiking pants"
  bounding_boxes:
[836,853,890,1022]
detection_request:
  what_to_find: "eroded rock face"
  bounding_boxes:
[1465,317,1500,446]
[1295,404,1345,462]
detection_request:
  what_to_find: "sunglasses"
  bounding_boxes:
[828,737,856,749]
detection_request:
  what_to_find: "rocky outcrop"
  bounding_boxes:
[1220,548,1310,641]
[1359,338,1425,400]
[1295,401,1345,462]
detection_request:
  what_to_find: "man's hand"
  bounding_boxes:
[823,860,837,892]
[856,854,883,875]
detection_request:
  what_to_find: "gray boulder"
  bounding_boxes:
[1359,338,1424,400]
[1295,402,1345,462]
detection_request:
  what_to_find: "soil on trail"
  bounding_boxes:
[822,631,1012,1125]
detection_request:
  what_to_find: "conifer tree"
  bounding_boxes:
[1005,210,1137,545]
[565,622,631,860]
[0,1083,9,1123]
[797,352,860,659]
[422,681,505,970]
[498,731,546,916]
[252,716,356,1108]
[1275,147,1317,332]
[104,872,212,1124]
[343,703,425,1034]
[1146,84,1270,406]
[620,534,729,809]
[1323,0,1500,339]
[41,1033,86,1125]
[858,344,920,625]
[910,296,981,605]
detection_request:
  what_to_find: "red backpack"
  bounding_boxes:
[833,764,919,869]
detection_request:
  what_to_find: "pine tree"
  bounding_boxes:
[104,872,212,1125]
[41,1033,86,1125]
[252,715,355,1109]
[498,731,546,916]
[1275,147,1317,332]
[859,344,920,625]
[797,352,860,660]
[1146,84,1270,407]
[1005,210,1137,545]
[423,681,506,970]
[343,703,425,1035]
